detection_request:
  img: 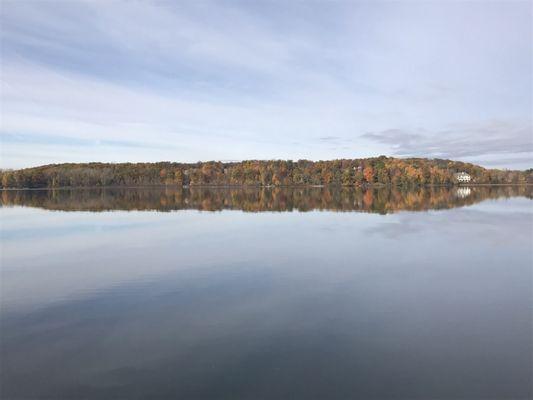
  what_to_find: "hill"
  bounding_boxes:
[1,157,531,188]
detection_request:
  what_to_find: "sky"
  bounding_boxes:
[0,0,531,170]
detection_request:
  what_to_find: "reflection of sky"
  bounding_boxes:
[1,198,532,398]
[2,198,531,314]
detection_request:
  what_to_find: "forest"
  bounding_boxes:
[1,157,531,188]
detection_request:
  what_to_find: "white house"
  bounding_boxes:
[454,172,471,183]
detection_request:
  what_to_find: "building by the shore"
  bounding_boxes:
[454,172,471,183]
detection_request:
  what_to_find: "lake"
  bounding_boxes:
[1,186,532,399]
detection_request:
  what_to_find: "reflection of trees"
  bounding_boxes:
[2,186,531,214]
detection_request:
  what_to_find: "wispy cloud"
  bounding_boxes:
[319,136,341,142]
[1,133,165,149]
[362,120,532,157]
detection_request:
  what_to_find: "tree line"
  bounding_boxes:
[1,157,531,188]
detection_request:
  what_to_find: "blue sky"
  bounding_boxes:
[1,0,531,169]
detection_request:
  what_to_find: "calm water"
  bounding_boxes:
[1,186,532,399]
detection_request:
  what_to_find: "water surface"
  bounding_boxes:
[1,186,532,399]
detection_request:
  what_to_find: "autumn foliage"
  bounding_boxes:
[2,186,531,214]
[1,157,531,188]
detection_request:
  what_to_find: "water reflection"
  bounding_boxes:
[1,185,531,213]
[1,189,532,399]
[455,186,472,198]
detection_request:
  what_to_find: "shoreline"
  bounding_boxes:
[1,183,531,191]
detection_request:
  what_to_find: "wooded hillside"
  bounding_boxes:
[1,157,531,188]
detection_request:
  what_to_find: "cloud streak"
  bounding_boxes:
[362,120,533,166]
